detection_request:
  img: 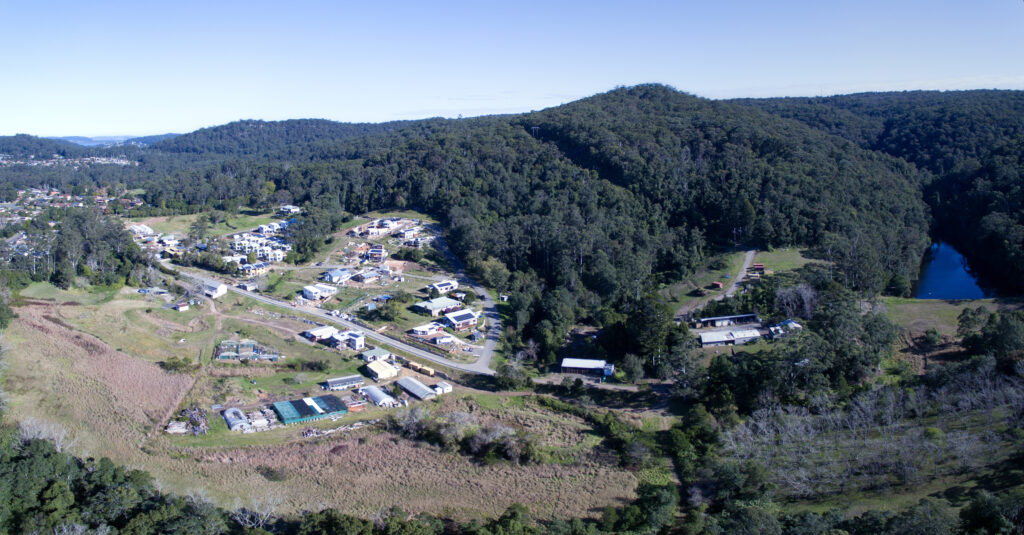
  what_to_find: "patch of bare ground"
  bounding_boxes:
[186,432,636,519]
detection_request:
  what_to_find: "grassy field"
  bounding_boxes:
[753,247,817,272]
[878,296,1011,337]
[127,209,278,238]
[19,281,120,305]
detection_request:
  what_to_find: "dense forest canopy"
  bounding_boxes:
[735,89,1024,293]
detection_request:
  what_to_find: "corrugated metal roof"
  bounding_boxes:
[561,358,607,369]
[396,377,436,400]
[360,385,395,406]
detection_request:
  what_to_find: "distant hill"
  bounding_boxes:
[123,133,180,146]
[0,134,90,158]
[148,118,412,157]
[50,136,132,147]
[49,134,181,148]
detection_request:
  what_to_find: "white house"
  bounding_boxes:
[302,284,338,301]
[323,268,353,284]
[305,325,339,341]
[429,280,459,294]
[444,309,479,331]
[204,282,227,299]
[332,330,366,351]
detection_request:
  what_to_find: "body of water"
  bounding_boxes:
[915,241,995,300]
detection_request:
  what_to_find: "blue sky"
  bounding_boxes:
[2,0,1022,136]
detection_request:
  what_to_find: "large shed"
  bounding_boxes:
[272,395,347,425]
[359,385,397,407]
[396,376,436,400]
[560,358,615,377]
[366,359,399,380]
[325,375,365,391]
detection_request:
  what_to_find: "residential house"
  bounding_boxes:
[302,283,338,301]
[698,328,762,347]
[367,245,388,262]
[204,282,227,299]
[444,309,479,331]
[323,268,352,284]
[428,280,459,294]
[415,296,462,317]
[332,330,366,351]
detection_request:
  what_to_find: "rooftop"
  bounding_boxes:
[561,358,608,369]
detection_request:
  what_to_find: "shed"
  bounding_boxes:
[361,347,392,362]
[366,359,398,380]
[223,408,251,432]
[305,325,339,341]
[433,382,453,395]
[359,385,397,407]
[396,376,436,400]
[561,358,615,377]
[272,395,347,425]
[326,375,365,391]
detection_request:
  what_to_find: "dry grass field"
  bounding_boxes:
[1,287,641,520]
[3,302,194,457]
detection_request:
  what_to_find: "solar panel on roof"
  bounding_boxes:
[313,395,345,413]
[291,400,316,418]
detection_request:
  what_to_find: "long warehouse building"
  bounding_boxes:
[272,395,347,425]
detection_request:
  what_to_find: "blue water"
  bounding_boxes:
[915,242,994,299]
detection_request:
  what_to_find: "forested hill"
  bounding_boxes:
[0,134,91,159]
[148,118,416,158]
[734,90,1024,292]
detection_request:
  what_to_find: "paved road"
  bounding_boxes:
[675,249,757,319]
[174,269,495,376]
[431,236,501,371]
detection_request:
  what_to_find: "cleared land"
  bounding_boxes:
[659,250,747,314]
[752,247,816,272]
[128,210,279,238]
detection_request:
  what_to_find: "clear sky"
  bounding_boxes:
[2,0,1023,136]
